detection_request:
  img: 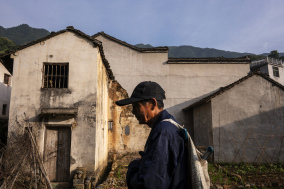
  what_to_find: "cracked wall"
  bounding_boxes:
[108,81,150,157]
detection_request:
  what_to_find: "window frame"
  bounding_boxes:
[42,63,69,89]
[272,66,280,77]
[4,73,11,85]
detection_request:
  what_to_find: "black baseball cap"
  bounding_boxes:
[115,81,166,106]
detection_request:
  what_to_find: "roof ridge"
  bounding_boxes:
[92,32,168,53]
[168,56,250,60]
[168,56,250,64]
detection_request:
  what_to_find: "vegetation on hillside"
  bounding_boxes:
[0,37,17,54]
[1,24,283,60]
[0,24,50,46]
[135,43,154,48]
[247,50,284,61]
[168,46,253,58]
[247,54,266,61]
[135,43,253,58]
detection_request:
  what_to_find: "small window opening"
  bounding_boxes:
[125,126,130,135]
[273,66,279,77]
[43,63,69,88]
[4,74,11,85]
[2,104,7,115]
[108,121,113,130]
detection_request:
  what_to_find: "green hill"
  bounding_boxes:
[135,43,284,60]
[136,43,254,58]
[0,24,283,60]
[168,45,252,58]
[0,24,50,46]
[0,37,17,54]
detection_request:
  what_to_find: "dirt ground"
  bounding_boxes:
[96,153,284,189]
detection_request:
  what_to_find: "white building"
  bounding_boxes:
[0,60,11,145]
[0,61,11,120]
[251,57,284,85]
[183,72,284,163]
[93,32,251,135]
[1,27,114,185]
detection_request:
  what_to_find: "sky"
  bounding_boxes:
[1,0,284,55]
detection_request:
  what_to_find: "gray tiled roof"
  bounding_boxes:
[168,57,250,64]
[92,32,168,53]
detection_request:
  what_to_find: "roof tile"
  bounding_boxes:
[92,32,168,53]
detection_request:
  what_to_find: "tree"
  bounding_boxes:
[0,37,17,53]
[268,50,279,59]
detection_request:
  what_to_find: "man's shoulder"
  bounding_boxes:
[150,110,180,138]
[155,118,180,136]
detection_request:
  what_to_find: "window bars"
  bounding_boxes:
[43,63,69,88]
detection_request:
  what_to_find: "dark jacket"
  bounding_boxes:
[126,110,187,189]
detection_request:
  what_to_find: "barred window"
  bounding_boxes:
[43,63,69,88]
[4,74,11,85]
[273,66,279,77]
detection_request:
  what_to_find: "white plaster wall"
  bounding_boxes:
[8,32,102,175]
[211,75,284,163]
[94,51,109,175]
[0,63,11,119]
[267,64,284,85]
[95,35,250,128]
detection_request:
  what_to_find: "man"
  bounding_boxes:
[115,81,187,189]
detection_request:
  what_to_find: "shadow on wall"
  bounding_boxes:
[213,106,284,164]
[166,88,221,138]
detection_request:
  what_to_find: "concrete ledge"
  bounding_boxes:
[51,182,72,189]
[41,108,78,116]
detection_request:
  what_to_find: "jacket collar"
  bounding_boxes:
[149,109,170,129]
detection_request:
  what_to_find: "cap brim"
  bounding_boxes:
[115,98,142,106]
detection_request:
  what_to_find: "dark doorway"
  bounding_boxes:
[44,126,71,182]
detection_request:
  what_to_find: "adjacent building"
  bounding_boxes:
[1,27,114,184]
[251,57,284,85]
[93,32,251,135]
[0,27,151,185]
[183,72,284,163]
[0,60,12,144]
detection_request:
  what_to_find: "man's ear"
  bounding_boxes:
[150,98,158,110]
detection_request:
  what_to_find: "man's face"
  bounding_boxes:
[132,101,152,124]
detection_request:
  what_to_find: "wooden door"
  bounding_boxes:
[44,127,71,182]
